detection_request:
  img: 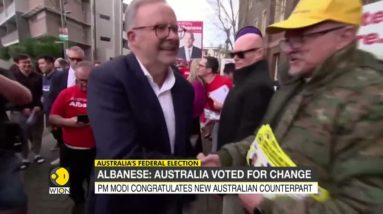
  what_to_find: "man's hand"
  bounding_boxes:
[238,194,264,213]
[66,117,88,128]
[213,101,223,110]
[201,121,214,139]
[197,153,221,167]
[32,106,41,113]
[22,108,32,116]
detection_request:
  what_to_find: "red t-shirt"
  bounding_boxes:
[201,75,233,124]
[205,75,233,112]
[179,67,190,79]
[50,86,95,148]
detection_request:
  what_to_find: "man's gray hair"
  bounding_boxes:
[67,46,85,57]
[125,0,166,32]
[55,57,69,67]
[74,60,93,71]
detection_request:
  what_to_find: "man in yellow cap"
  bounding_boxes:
[198,0,383,213]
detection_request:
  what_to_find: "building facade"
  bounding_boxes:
[93,0,129,61]
[238,0,298,80]
[238,0,382,80]
[0,0,129,62]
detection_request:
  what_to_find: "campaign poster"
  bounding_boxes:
[177,21,204,62]
[357,1,383,60]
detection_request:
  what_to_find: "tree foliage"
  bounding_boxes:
[0,36,63,60]
[209,0,239,50]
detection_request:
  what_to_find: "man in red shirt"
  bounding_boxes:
[197,56,232,152]
[49,61,95,213]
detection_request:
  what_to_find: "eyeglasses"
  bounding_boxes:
[132,24,186,39]
[279,25,345,52]
[229,48,260,59]
[69,57,83,62]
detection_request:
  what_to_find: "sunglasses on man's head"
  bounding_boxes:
[229,48,260,59]
[69,57,83,62]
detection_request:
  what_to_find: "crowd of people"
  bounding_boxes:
[1,0,383,213]
[0,45,100,214]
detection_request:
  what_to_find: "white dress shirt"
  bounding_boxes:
[184,47,192,62]
[67,66,76,87]
[136,57,176,154]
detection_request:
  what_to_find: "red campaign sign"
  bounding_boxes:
[177,21,204,62]
[358,10,383,46]
[178,21,203,33]
[357,33,383,45]
[357,1,383,60]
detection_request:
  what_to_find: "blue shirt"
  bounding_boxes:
[42,70,58,114]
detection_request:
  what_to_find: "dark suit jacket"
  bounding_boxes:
[47,69,69,113]
[217,60,274,149]
[86,54,194,214]
[177,46,202,61]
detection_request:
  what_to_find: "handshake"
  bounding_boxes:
[196,153,221,167]
[196,153,264,213]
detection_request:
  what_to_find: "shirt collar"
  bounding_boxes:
[69,66,75,74]
[136,56,176,93]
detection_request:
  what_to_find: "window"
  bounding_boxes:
[100,36,111,42]
[274,0,287,22]
[99,14,110,20]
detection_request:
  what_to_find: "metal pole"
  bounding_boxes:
[92,0,97,61]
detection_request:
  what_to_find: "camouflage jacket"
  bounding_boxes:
[217,43,383,214]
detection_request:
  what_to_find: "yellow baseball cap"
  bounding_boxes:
[267,0,362,34]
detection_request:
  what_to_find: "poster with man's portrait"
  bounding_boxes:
[177,21,203,62]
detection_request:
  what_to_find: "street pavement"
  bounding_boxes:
[20,130,222,214]
[20,130,73,214]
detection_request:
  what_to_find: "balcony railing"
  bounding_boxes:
[1,29,19,46]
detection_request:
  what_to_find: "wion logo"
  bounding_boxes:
[49,167,70,194]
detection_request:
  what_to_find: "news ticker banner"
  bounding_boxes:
[94,160,319,195]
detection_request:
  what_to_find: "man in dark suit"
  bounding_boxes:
[86,0,194,213]
[218,26,274,150]
[47,46,85,165]
[177,31,202,62]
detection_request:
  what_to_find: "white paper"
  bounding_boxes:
[208,85,230,104]
[203,108,220,121]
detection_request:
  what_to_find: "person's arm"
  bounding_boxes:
[32,74,43,113]
[0,74,32,105]
[49,114,80,128]
[49,89,84,128]
[87,66,174,159]
[254,89,383,214]
[198,135,254,167]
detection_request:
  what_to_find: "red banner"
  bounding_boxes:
[177,21,204,62]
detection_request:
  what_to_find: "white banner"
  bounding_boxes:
[357,1,383,60]
[94,182,318,194]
